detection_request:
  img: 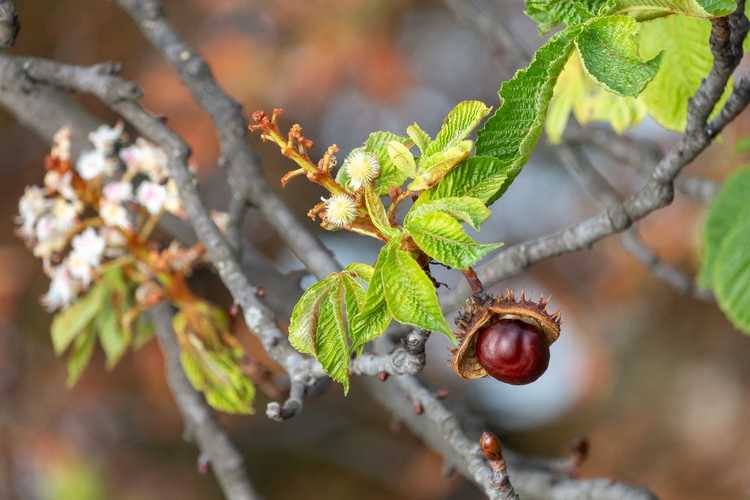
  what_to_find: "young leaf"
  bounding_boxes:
[96,304,129,369]
[314,279,351,393]
[612,0,736,19]
[424,100,491,157]
[344,262,375,282]
[638,15,731,131]
[51,281,106,355]
[713,221,750,334]
[406,196,491,230]
[526,0,613,33]
[699,168,750,288]
[350,244,395,353]
[475,27,578,203]
[409,143,471,191]
[67,327,97,387]
[422,156,510,204]
[132,314,155,350]
[387,140,417,179]
[288,275,339,355]
[405,212,502,270]
[363,131,411,194]
[407,123,431,154]
[575,16,662,97]
[180,334,255,414]
[380,238,453,339]
[546,51,646,143]
[364,185,398,238]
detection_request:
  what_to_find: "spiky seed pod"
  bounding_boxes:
[451,290,561,384]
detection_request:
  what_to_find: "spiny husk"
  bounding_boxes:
[451,290,561,380]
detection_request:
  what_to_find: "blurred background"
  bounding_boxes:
[1,0,750,499]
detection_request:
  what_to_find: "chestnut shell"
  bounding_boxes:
[451,290,561,381]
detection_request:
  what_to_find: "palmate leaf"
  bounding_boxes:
[699,168,750,288]
[365,131,411,194]
[67,327,97,387]
[379,237,453,338]
[51,279,107,355]
[638,14,732,131]
[575,16,661,97]
[405,212,502,270]
[409,143,472,191]
[476,27,579,204]
[364,185,398,238]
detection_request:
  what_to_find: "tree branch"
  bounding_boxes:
[556,144,714,302]
[150,304,263,500]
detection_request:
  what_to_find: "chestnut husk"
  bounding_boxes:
[451,290,561,380]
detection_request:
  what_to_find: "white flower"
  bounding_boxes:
[41,267,80,311]
[100,200,131,230]
[70,228,106,267]
[44,171,78,201]
[17,186,49,237]
[76,149,113,180]
[323,194,357,227]
[51,199,80,233]
[120,138,168,182]
[102,227,127,254]
[164,180,182,215]
[103,181,133,203]
[136,181,168,215]
[89,122,124,154]
[344,150,380,190]
[66,252,94,287]
[51,127,72,161]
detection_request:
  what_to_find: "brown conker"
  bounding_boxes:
[475,319,550,385]
[451,290,561,384]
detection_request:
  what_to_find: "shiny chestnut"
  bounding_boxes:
[451,290,561,385]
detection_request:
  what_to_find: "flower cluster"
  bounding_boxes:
[17,124,184,311]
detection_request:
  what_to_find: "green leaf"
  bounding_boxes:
[422,156,511,204]
[288,275,339,355]
[67,327,97,387]
[713,220,750,334]
[364,185,398,238]
[424,100,491,157]
[387,140,417,179]
[350,242,395,353]
[95,304,129,369]
[363,131,411,194]
[638,14,731,131]
[546,51,647,143]
[344,262,375,282]
[699,168,750,288]
[406,197,491,230]
[612,0,736,19]
[476,28,578,203]
[575,16,662,97]
[407,123,431,154]
[526,0,614,33]
[180,334,255,414]
[314,278,350,393]
[132,314,155,350]
[409,143,471,191]
[380,238,453,339]
[405,212,502,270]
[51,281,106,355]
